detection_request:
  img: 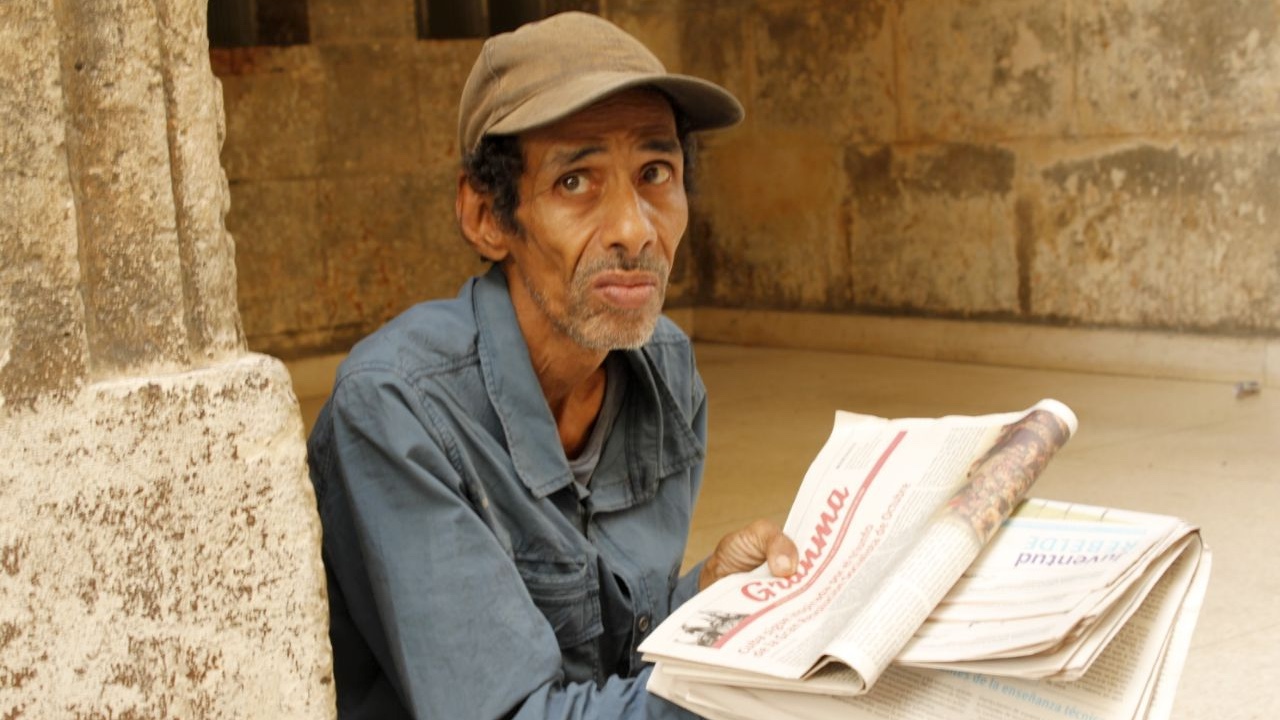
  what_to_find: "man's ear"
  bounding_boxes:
[457,173,511,262]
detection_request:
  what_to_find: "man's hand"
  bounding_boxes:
[699,519,799,591]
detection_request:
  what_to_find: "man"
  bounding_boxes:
[308,12,798,719]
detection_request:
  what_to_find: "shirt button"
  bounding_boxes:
[637,614,651,633]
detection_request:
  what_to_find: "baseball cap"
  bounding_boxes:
[457,12,744,155]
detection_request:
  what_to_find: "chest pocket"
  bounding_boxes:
[515,556,604,681]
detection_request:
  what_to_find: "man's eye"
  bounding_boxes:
[643,164,673,185]
[559,173,588,195]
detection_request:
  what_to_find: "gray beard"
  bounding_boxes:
[521,252,670,351]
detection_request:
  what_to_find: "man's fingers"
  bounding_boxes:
[765,530,798,577]
[701,519,797,590]
[743,519,798,578]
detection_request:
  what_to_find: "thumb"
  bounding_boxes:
[764,529,798,577]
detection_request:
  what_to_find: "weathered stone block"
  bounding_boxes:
[415,40,482,169]
[540,0,602,16]
[680,3,753,144]
[0,0,88,407]
[1075,0,1280,134]
[900,0,1072,141]
[0,355,333,718]
[310,0,416,43]
[226,179,328,354]
[4,0,334,716]
[320,42,422,176]
[846,143,1020,315]
[417,170,486,302]
[1175,136,1280,330]
[58,0,192,375]
[1026,136,1280,331]
[667,240,697,307]
[319,172,480,345]
[214,46,325,182]
[601,0,666,12]
[0,0,68,188]
[749,0,897,144]
[693,132,852,310]
[155,0,245,359]
[606,4,684,73]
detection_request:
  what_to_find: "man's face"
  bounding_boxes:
[503,89,688,351]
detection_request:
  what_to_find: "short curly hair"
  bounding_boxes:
[462,107,698,235]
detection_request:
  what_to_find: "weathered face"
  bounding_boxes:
[504,89,688,351]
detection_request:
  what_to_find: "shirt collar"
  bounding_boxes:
[473,266,703,502]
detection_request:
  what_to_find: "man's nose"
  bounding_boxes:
[601,182,656,256]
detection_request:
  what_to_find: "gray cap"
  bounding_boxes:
[457,12,744,155]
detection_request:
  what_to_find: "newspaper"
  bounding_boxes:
[640,401,1210,719]
[641,400,1079,692]
[897,500,1204,682]
[651,530,1209,719]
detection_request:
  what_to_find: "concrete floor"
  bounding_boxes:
[291,343,1279,719]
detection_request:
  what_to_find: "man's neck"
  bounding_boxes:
[505,270,610,458]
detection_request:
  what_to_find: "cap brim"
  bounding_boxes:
[486,71,744,139]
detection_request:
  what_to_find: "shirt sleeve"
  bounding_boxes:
[514,666,700,720]
[670,560,706,611]
[323,369,702,720]
[668,373,710,612]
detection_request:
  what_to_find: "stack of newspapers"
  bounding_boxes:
[640,400,1210,720]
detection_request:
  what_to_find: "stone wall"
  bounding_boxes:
[218,0,1279,361]
[214,0,697,359]
[685,0,1280,334]
[0,0,331,716]
[213,34,484,359]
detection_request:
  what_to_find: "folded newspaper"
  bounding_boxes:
[640,400,1210,720]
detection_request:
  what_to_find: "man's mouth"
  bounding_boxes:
[592,271,661,309]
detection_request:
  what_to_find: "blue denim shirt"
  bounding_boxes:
[308,267,706,719]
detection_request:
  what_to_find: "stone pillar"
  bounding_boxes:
[0,0,333,717]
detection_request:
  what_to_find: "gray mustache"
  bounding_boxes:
[580,251,670,276]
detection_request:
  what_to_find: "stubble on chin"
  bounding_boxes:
[525,253,670,351]
[572,304,662,350]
